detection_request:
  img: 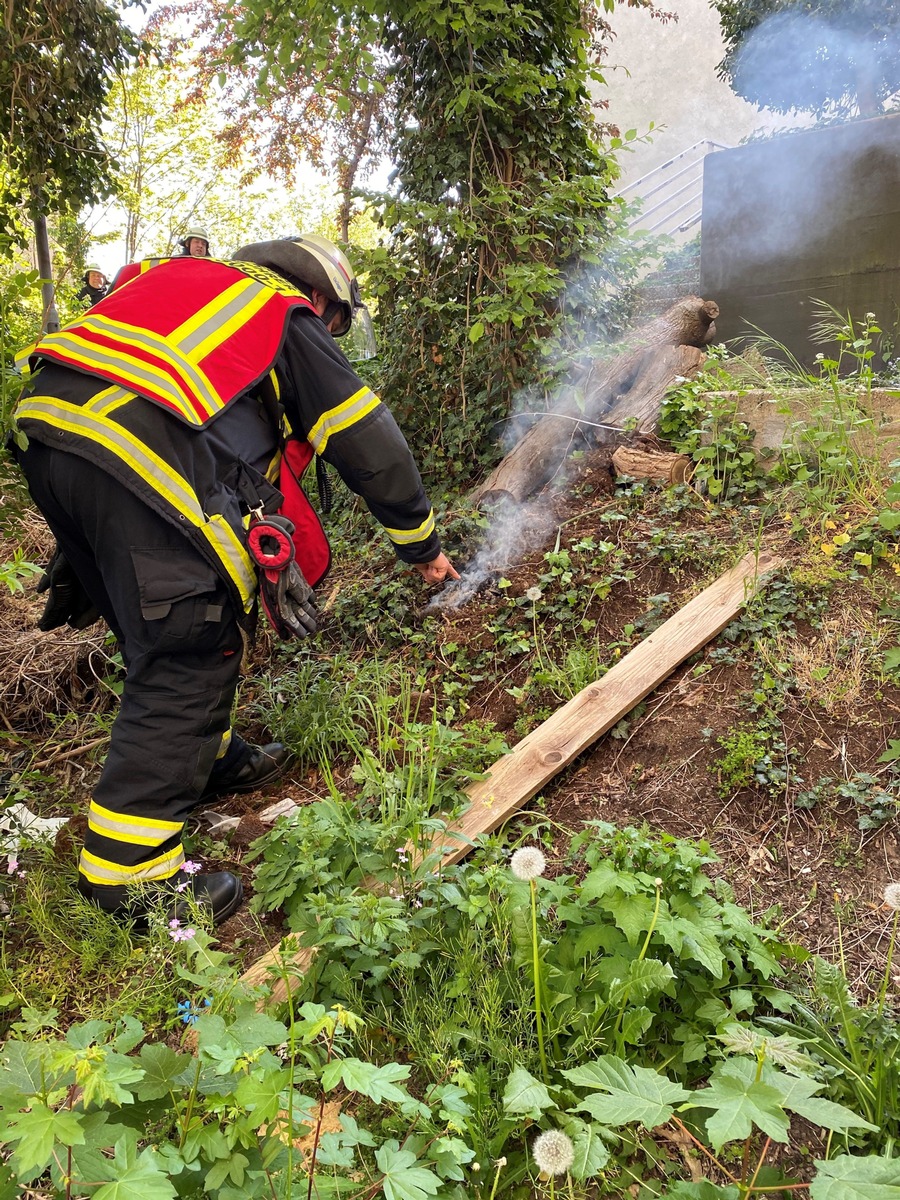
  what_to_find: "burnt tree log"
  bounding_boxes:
[471,296,716,507]
[472,341,706,506]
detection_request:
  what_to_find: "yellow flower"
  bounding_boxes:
[824,519,837,530]
[821,543,836,557]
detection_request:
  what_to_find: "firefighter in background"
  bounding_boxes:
[13,234,458,927]
[178,225,211,257]
[76,263,108,308]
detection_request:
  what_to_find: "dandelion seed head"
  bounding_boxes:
[533,1129,575,1176]
[511,846,547,880]
[884,882,900,910]
[525,586,542,602]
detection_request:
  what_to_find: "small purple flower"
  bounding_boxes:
[395,848,409,864]
[169,918,182,930]
[6,856,18,875]
[169,926,196,943]
[175,881,189,893]
[182,860,202,875]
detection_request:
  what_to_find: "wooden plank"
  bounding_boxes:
[431,548,782,866]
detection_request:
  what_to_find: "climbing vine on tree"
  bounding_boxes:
[222,0,669,482]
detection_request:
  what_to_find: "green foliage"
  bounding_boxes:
[659,347,763,501]
[765,953,900,1147]
[0,0,141,233]
[711,0,900,119]
[254,815,786,1085]
[0,547,41,594]
[224,0,641,483]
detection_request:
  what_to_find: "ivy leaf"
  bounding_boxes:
[136,1044,192,1102]
[501,1066,554,1119]
[563,1056,690,1128]
[92,1139,177,1200]
[688,1065,790,1152]
[810,1154,900,1198]
[375,1140,442,1200]
[227,1011,289,1051]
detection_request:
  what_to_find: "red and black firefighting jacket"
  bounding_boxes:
[15,257,440,613]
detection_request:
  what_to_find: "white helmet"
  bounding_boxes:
[179,226,211,253]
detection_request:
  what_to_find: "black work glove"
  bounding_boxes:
[35,546,100,632]
[259,559,318,640]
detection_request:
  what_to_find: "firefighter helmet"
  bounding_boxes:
[179,226,211,255]
[84,262,106,281]
[231,234,365,339]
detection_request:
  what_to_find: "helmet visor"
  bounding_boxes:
[344,305,378,361]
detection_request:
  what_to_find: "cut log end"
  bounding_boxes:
[611,445,692,485]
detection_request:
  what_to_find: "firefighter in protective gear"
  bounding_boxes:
[178,225,211,257]
[12,233,459,927]
[76,263,108,308]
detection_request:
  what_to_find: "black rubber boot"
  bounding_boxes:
[78,870,244,928]
[200,739,292,801]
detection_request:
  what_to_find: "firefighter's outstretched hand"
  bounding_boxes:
[413,553,460,585]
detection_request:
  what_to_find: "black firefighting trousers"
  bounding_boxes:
[19,440,243,899]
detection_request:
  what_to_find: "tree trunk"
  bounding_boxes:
[33,212,59,335]
[611,444,692,484]
[470,297,716,507]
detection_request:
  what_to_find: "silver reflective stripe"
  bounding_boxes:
[79,846,185,885]
[178,285,267,354]
[88,809,183,847]
[17,397,257,606]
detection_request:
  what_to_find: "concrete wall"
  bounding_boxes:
[595,0,807,239]
[699,113,900,364]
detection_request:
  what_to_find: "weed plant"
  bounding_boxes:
[0,846,198,1037]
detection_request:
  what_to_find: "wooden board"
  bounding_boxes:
[429,548,782,866]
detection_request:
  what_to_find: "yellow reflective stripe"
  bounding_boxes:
[308,386,380,454]
[40,328,201,424]
[384,509,436,546]
[85,384,131,416]
[175,279,271,361]
[79,845,185,885]
[216,729,233,760]
[88,800,182,846]
[270,370,281,400]
[15,343,36,374]
[79,315,220,419]
[17,397,256,607]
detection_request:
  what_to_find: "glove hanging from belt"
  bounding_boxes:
[36,545,101,632]
[246,514,318,640]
